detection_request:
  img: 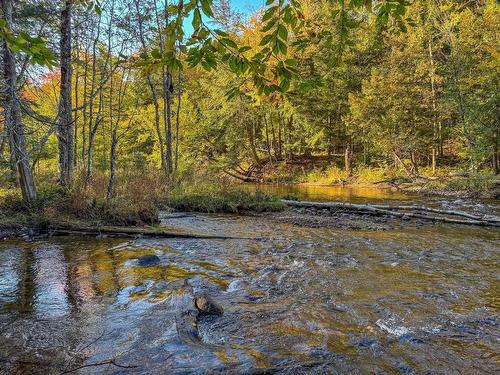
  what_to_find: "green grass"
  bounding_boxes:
[0,184,159,227]
[0,178,285,231]
[165,188,285,213]
[305,166,349,184]
[441,172,497,192]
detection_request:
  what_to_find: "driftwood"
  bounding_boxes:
[282,200,500,227]
[47,225,247,239]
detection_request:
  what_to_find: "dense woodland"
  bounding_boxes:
[0,0,498,204]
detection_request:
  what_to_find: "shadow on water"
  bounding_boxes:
[0,187,499,374]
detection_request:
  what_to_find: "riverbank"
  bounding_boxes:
[265,169,499,199]
[1,170,498,239]
[0,182,285,238]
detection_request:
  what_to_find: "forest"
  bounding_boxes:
[0,0,498,223]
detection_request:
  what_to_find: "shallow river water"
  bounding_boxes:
[0,186,499,374]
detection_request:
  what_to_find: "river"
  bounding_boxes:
[0,185,499,374]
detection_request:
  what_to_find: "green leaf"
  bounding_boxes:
[214,29,229,37]
[260,34,273,46]
[277,24,288,40]
[263,6,278,22]
[200,0,214,17]
[277,39,287,55]
[192,8,201,30]
[221,38,237,49]
[261,18,277,32]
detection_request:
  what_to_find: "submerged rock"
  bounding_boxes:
[194,294,224,316]
[137,254,161,267]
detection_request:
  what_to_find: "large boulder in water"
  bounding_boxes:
[194,294,224,316]
[137,254,161,267]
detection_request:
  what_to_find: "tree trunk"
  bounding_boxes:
[493,129,499,175]
[1,0,37,201]
[81,41,89,165]
[57,0,74,186]
[73,60,79,167]
[162,5,173,174]
[410,151,419,176]
[277,112,283,160]
[344,139,352,175]
[246,121,261,165]
[175,68,181,171]
[107,130,117,200]
[270,112,278,160]
[164,69,173,174]
[107,67,128,200]
[286,114,294,160]
[84,12,102,184]
[135,0,167,173]
[428,39,439,176]
[264,115,273,163]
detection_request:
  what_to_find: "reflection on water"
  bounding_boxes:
[243,183,500,216]
[243,183,414,203]
[0,211,499,373]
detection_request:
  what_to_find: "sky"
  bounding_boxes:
[183,0,264,36]
[231,0,265,15]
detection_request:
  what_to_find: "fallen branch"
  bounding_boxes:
[59,359,138,374]
[47,224,250,240]
[369,204,500,223]
[282,200,500,227]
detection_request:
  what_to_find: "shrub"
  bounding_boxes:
[355,166,386,183]
[446,172,497,192]
[166,184,285,213]
[306,166,348,184]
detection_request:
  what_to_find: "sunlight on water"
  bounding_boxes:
[0,208,499,374]
[243,183,414,203]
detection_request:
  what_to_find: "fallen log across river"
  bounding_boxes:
[47,225,248,239]
[282,199,500,227]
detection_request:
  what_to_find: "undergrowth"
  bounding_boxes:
[165,182,285,213]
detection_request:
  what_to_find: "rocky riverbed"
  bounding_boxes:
[1,189,499,374]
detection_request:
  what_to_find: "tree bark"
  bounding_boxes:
[428,39,439,175]
[135,0,167,173]
[57,0,74,186]
[175,68,181,171]
[344,138,352,175]
[493,128,499,175]
[246,120,261,165]
[84,12,102,184]
[1,0,37,201]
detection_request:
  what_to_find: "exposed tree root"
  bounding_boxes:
[282,200,500,227]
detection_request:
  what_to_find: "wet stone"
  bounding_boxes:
[137,254,161,267]
[194,294,224,316]
[398,333,425,344]
[352,337,378,349]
